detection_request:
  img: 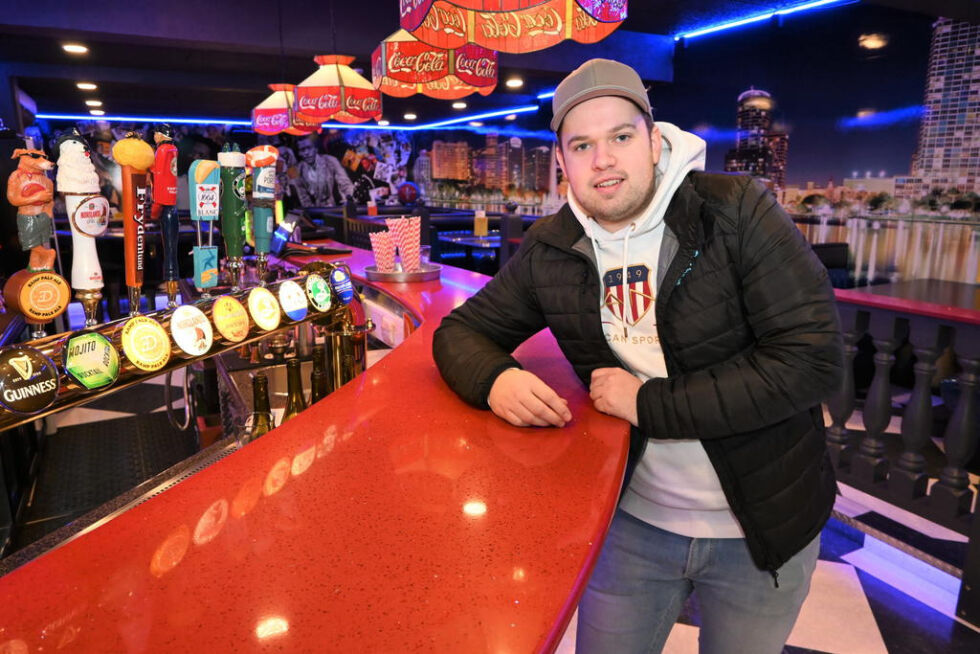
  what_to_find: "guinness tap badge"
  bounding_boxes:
[120,316,171,372]
[63,331,120,390]
[305,274,332,312]
[277,280,308,321]
[247,287,281,332]
[0,346,60,414]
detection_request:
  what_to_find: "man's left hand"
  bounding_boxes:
[590,368,642,427]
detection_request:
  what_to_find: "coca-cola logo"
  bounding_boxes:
[347,94,381,114]
[388,49,448,75]
[574,7,600,31]
[255,112,289,130]
[455,52,497,79]
[421,5,465,38]
[477,7,563,39]
[297,93,342,112]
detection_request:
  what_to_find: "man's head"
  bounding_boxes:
[297,137,318,164]
[552,59,661,230]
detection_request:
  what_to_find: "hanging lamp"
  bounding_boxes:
[252,84,321,135]
[293,55,383,125]
[372,30,497,99]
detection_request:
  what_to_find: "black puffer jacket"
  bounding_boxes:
[433,172,843,572]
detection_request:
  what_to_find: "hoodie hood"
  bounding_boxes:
[567,122,705,345]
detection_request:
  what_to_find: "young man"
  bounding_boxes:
[432,59,844,653]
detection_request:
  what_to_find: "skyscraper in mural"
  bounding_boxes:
[431,140,471,181]
[723,88,788,189]
[896,17,980,198]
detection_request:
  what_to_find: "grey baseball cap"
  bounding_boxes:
[550,58,652,133]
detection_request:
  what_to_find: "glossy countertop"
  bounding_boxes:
[0,247,630,653]
[835,279,980,326]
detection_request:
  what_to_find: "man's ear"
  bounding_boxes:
[555,141,565,174]
[650,124,662,165]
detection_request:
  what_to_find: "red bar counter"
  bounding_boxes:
[0,246,629,653]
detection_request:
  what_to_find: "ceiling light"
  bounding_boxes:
[858,33,889,50]
[505,114,517,121]
[403,112,417,120]
[856,109,875,119]
[89,109,105,116]
[505,77,523,89]
[469,121,483,127]
[85,100,103,107]
[378,119,390,126]
[62,43,88,54]
[76,82,97,90]
[452,102,467,109]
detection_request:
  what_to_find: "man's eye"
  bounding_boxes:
[573,143,590,152]
[614,134,631,143]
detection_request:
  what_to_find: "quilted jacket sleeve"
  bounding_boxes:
[432,240,547,408]
[637,179,844,439]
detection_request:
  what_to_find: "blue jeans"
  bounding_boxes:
[576,509,820,654]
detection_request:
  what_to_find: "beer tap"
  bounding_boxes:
[218,143,247,292]
[150,124,180,308]
[55,129,109,327]
[245,146,278,286]
[188,159,220,297]
[111,132,155,316]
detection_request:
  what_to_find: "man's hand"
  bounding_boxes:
[590,368,642,426]
[488,368,572,427]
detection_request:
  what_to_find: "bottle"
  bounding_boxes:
[248,373,274,442]
[282,358,307,422]
[310,344,329,403]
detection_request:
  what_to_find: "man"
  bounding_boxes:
[292,135,354,207]
[432,59,843,653]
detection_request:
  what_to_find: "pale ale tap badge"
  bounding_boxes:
[3,148,70,338]
[212,296,250,344]
[0,346,60,414]
[247,286,282,332]
[112,132,156,316]
[119,315,172,372]
[189,159,221,297]
[245,146,279,285]
[169,304,214,357]
[55,129,109,327]
[63,331,120,391]
[151,124,182,309]
[219,143,247,292]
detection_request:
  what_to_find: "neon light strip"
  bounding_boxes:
[39,105,541,132]
[674,0,855,41]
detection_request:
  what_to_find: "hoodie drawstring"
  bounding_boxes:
[587,220,638,339]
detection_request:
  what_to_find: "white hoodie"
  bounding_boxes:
[569,121,744,538]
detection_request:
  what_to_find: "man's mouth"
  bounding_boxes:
[594,178,623,189]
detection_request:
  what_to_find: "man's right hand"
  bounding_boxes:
[487,368,572,428]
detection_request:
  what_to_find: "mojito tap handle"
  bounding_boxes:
[112,132,155,315]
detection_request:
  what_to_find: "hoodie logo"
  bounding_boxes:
[603,264,653,326]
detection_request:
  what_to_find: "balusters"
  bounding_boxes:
[890,320,952,501]
[826,307,869,470]
[930,326,980,524]
[853,313,909,485]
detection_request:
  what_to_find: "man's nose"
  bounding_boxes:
[591,143,615,170]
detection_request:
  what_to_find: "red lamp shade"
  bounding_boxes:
[252,84,320,136]
[293,55,383,125]
[372,30,497,100]
[399,0,627,53]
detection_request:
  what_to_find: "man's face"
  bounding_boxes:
[555,96,661,231]
[297,140,316,164]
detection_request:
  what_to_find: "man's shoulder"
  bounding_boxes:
[688,171,755,207]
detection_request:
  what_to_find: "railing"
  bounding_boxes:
[792,213,980,286]
[830,280,979,626]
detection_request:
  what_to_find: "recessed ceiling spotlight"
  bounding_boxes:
[403,113,417,120]
[452,101,467,109]
[85,100,103,107]
[469,121,483,127]
[89,109,105,116]
[378,119,390,126]
[505,114,517,121]
[62,43,89,55]
[858,33,889,50]
[76,82,98,90]
[505,77,523,89]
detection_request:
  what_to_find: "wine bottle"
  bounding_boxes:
[282,358,307,422]
[310,344,329,403]
[250,373,274,440]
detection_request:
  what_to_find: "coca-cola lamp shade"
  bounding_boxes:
[293,55,383,125]
[252,84,321,135]
[372,30,497,100]
[399,0,627,53]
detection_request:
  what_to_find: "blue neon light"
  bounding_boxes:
[837,105,925,131]
[674,0,855,41]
